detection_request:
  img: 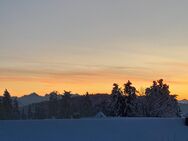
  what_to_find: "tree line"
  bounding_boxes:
[0,79,181,120]
[0,89,20,120]
[107,79,180,117]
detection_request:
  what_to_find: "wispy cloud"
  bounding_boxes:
[0,64,152,83]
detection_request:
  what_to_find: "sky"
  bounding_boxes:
[0,0,188,99]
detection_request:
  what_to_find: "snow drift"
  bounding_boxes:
[0,118,187,141]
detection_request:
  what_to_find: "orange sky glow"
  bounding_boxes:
[1,1,188,99]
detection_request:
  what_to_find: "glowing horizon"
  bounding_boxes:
[1,0,188,99]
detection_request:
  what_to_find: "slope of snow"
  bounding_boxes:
[0,118,187,141]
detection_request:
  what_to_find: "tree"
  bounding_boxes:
[110,83,126,116]
[34,103,46,119]
[12,97,20,119]
[95,99,111,116]
[0,97,3,119]
[27,105,33,119]
[145,79,180,117]
[21,108,27,120]
[81,92,93,117]
[2,89,13,119]
[48,91,58,118]
[124,81,138,116]
[59,91,72,118]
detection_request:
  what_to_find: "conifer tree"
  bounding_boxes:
[48,91,58,118]
[145,79,180,117]
[81,92,93,117]
[2,89,13,119]
[0,97,3,119]
[12,97,20,119]
[124,81,138,116]
[110,83,125,116]
[21,109,27,120]
[60,91,72,118]
[27,105,33,119]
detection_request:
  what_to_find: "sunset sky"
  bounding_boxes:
[1,0,188,99]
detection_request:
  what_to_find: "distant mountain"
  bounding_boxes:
[18,92,48,106]
[178,99,188,104]
[18,92,80,106]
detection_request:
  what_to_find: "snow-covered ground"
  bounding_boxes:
[0,118,187,141]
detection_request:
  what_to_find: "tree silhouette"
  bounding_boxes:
[81,92,93,117]
[145,79,180,117]
[59,91,72,118]
[110,83,126,116]
[48,91,58,119]
[2,89,13,119]
[12,97,20,119]
[124,81,138,116]
[27,105,33,119]
[0,97,3,119]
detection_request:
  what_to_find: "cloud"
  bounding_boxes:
[1,61,187,87]
[0,64,153,84]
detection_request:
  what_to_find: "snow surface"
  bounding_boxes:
[0,118,187,141]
